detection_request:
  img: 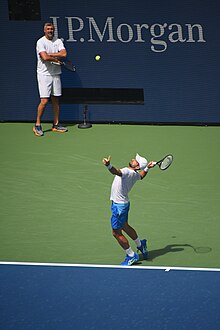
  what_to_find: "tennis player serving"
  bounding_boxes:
[102,153,156,266]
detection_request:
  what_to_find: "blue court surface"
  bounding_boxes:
[0,262,220,330]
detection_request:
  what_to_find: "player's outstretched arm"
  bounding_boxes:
[139,160,156,179]
[102,156,122,176]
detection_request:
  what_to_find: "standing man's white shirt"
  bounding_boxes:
[110,167,141,204]
[36,36,65,75]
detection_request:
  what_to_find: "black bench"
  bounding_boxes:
[61,88,144,128]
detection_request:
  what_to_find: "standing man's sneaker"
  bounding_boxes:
[33,125,44,137]
[52,123,68,132]
[120,253,139,266]
[137,239,148,259]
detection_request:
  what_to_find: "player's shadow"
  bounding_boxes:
[143,244,186,262]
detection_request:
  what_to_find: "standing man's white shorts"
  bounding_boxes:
[37,73,62,98]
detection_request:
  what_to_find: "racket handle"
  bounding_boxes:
[51,61,61,66]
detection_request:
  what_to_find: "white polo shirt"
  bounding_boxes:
[36,36,65,75]
[110,167,141,204]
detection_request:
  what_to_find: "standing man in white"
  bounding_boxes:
[102,153,156,266]
[33,22,68,137]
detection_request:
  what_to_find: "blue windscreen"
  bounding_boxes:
[1,0,220,124]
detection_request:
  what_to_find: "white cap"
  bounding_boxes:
[136,153,148,170]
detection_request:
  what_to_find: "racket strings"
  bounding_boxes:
[160,155,173,170]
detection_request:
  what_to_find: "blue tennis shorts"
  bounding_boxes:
[111,202,130,229]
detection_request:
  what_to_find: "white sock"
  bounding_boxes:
[125,247,135,257]
[134,237,141,248]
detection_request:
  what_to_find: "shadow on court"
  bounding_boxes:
[141,243,212,262]
[145,244,185,261]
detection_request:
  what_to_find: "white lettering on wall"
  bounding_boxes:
[88,17,116,42]
[50,16,206,52]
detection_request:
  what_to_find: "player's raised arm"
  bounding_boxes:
[102,156,122,176]
[139,160,156,179]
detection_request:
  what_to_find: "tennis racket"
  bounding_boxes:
[154,154,173,170]
[51,60,76,72]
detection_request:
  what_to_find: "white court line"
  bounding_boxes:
[0,261,220,272]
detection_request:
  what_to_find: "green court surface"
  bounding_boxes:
[0,123,219,268]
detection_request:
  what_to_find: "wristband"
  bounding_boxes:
[106,164,113,170]
[143,166,149,173]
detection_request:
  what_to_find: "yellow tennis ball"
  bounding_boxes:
[95,55,101,61]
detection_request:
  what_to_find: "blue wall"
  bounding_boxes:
[1,0,220,124]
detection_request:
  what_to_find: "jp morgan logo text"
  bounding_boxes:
[51,16,206,53]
